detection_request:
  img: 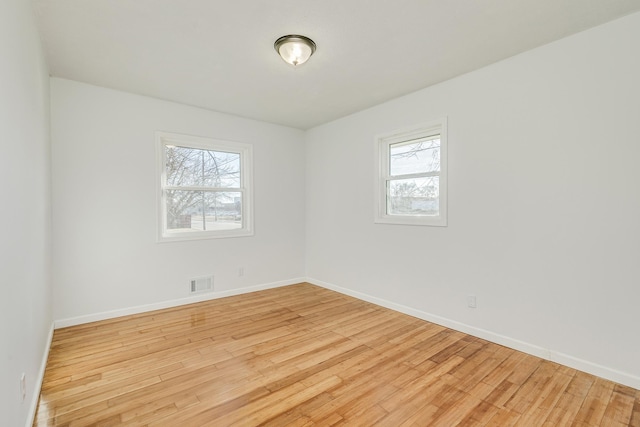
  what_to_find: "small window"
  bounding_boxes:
[375,118,447,226]
[157,132,253,241]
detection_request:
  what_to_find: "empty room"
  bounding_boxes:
[2,0,640,426]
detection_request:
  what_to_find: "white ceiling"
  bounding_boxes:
[34,0,640,130]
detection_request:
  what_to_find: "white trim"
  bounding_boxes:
[155,131,254,243]
[307,277,640,390]
[54,278,304,329]
[26,322,54,427]
[374,117,448,227]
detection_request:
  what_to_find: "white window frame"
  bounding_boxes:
[375,118,447,227]
[156,131,253,242]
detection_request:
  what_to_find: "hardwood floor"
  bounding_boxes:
[35,283,640,426]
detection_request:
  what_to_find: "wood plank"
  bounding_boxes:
[601,387,636,426]
[572,376,615,425]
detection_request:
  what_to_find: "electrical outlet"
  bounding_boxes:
[20,373,26,402]
[467,295,477,309]
[238,267,244,277]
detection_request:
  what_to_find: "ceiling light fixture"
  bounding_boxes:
[274,35,316,67]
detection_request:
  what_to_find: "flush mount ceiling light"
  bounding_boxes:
[274,34,316,67]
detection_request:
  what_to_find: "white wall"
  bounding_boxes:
[51,79,306,323]
[0,0,52,425]
[306,12,640,388]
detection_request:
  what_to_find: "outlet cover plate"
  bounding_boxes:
[467,295,477,308]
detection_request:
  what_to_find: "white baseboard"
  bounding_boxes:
[51,276,640,390]
[54,278,305,329]
[26,321,54,427]
[307,277,640,390]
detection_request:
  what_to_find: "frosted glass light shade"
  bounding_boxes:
[274,35,316,67]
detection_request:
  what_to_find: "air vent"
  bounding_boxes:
[190,276,213,294]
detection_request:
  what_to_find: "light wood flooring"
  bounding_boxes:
[35,283,640,426]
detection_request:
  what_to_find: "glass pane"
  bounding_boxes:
[166,145,240,188]
[389,137,440,176]
[166,190,242,231]
[387,177,439,216]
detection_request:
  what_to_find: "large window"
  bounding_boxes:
[375,118,447,226]
[157,132,253,241]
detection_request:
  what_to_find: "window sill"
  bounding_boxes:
[374,215,447,227]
